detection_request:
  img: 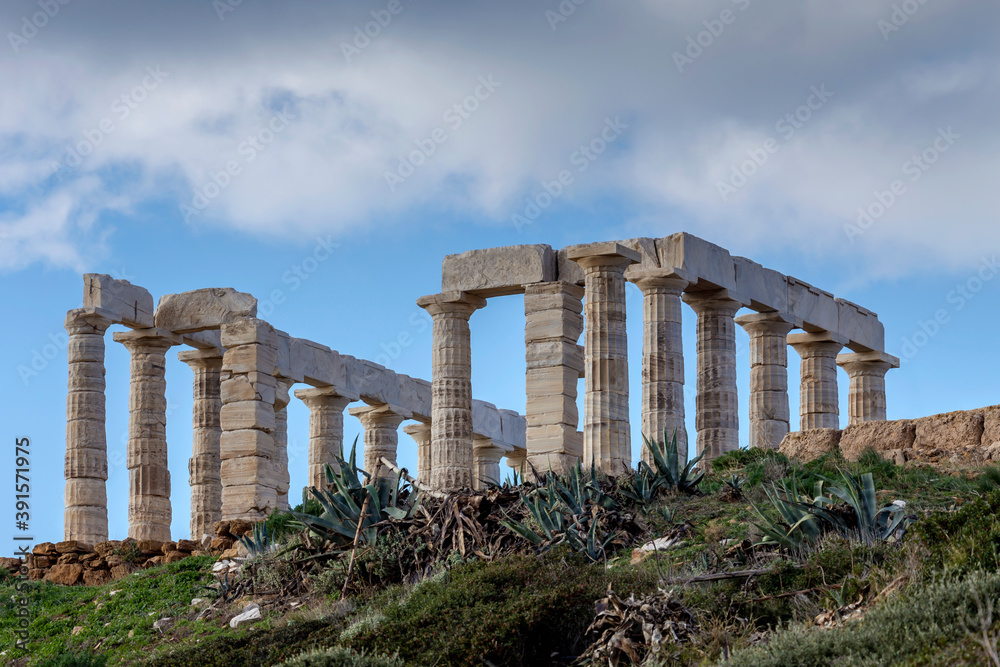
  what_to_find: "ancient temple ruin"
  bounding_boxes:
[63,232,898,544]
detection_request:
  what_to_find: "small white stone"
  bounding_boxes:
[230,606,262,628]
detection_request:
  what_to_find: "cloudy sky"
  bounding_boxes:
[2,0,998,545]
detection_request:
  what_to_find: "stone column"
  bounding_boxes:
[273,377,293,510]
[178,349,224,541]
[64,308,115,545]
[789,332,847,430]
[523,281,585,476]
[350,403,412,479]
[628,269,690,463]
[837,351,899,426]
[567,243,641,475]
[219,319,279,521]
[403,422,432,484]
[417,291,487,491]
[736,313,796,449]
[114,328,182,542]
[505,448,528,477]
[682,290,745,464]
[295,386,356,490]
[473,436,508,491]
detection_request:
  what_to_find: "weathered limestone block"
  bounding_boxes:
[289,338,345,388]
[178,349,224,541]
[403,422,433,483]
[64,309,114,545]
[837,351,899,426]
[83,274,154,328]
[500,409,527,450]
[350,403,412,478]
[628,269,690,463]
[779,429,843,462]
[296,386,355,489]
[273,377,293,510]
[220,319,280,521]
[737,313,795,450]
[733,257,790,315]
[789,332,846,431]
[471,401,504,444]
[836,298,885,353]
[442,244,556,296]
[787,279,839,335]
[155,288,256,333]
[114,328,182,542]
[682,290,745,466]
[840,420,916,461]
[417,291,487,490]
[657,233,737,293]
[914,411,985,450]
[568,243,641,474]
[398,375,432,422]
[44,564,83,586]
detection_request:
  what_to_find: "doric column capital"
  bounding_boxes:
[735,311,796,335]
[682,289,747,316]
[403,422,432,438]
[417,291,487,319]
[113,328,183,352]
[626,268,691,294]
[566,242,641,272]
[295,386,358,410]
[177,348,225,371]
[350,402,413,429]
[837,351,899,377]
[788,331,848,357]
[65,307,116,335]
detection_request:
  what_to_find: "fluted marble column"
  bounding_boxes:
[567,243,641,475]
[403,422,432,484]
[178,349,224,541]
[789,332,846,430]
[628,269,689,463]
[736,313,795,449]
[64,308,115,544]
[350,403,412,479]
[296,386,355,490]
[473,436,508,491]
[417,291,487,491]
[273,377,293,510]
[682,290,745,464]
[837,351,899,426]
[114,328,182,542]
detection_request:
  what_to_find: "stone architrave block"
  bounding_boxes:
[442,244,556,296]
[289,338,343,388]
[556,247,586,285]
[617,238,660,270]
[787,278,840,334]
[156,288,257,333]
[779,429,843,462]
[472,401,504,443]
[351,359,402,406]
[182,330,223,350]
[836,299,885,352]
[656,233,737,292]
[397,375,432,422]
[273,330,293,380]
[83,274,155,328]
[914,411,985,450]
[500,409,527,450]
[840,420,916,461]
[733,256,790,315]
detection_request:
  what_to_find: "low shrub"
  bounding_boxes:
[907,490,1000,576]
[277,647,403,667]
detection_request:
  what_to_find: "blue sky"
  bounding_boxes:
[1,0,998,549]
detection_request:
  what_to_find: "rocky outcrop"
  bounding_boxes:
[779,429,842,462]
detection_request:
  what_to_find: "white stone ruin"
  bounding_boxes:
[63,232,897,544]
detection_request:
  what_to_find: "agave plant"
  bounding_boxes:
[238,522,276,557]
[620,462,664,504]
[750,476,837,549]
[822,470,911,545]
[542,463,618,513]
[644,429,705,495]
[290,437,421,549]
